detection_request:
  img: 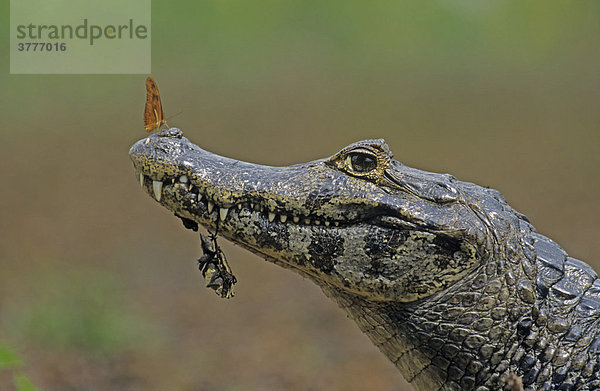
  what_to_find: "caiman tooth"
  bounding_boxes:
[220,207,229,221]
[324,221,330,226]
[334,221,339,227]
[293,216,300,223]
[237,203,242,210]
[139,173,144,187]
[268,212,276,222]
[315,220,321,225]
[304,218,311,225]
[208,201,215,213]
[280,214,288,223]
[152,180,163,201]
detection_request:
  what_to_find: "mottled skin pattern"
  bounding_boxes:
[130,128,600,391]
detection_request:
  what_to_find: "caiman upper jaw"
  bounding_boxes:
[129,128,489,250]
[130,129,403,230]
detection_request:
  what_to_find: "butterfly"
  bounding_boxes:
[144,76,168,131]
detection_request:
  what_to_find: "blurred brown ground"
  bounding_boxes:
[1,2,599,390]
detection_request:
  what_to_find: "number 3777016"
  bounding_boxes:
[17,42,66,52]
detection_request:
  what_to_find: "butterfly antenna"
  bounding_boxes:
[166,111,183,122]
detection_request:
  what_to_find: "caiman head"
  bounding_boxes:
[129,128,524,304]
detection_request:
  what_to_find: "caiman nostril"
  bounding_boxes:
[156,127,183,138]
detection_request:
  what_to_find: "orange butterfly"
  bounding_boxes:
[144,76,168,131]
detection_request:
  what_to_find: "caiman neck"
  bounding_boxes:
[320,248,535,391]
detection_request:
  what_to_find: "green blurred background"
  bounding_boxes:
[1,1,599,390]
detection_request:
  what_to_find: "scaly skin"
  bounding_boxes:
[130,128,600,390]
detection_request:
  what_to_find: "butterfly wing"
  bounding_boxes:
[144,76,166,131]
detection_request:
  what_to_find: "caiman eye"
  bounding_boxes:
[345,152,378,173]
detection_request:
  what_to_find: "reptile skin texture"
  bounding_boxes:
[324,230,600,390]
[130,129,600,390]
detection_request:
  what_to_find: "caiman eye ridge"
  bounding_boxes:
[138,173,343,227]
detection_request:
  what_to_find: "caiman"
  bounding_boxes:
[130,128,600,391]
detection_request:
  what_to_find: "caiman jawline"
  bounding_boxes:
[138,171,419,229]
[140,172,345,226]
